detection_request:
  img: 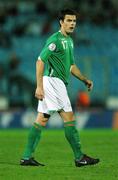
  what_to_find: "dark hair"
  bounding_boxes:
[58,8,78,21]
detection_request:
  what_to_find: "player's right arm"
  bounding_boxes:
[35,59,44,100]
[35,36,57,100]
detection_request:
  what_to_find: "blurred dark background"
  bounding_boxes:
[0,0,118,129]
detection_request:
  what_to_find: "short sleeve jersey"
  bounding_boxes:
[39,31,75,85]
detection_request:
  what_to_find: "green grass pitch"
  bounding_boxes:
[0,129,118,180]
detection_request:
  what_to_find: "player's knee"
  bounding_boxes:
[35,113,50,126]
[36,117,49,127]
[66,113,75,122]
[59,111,75,122]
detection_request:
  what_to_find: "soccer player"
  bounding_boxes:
[20,9,100,167]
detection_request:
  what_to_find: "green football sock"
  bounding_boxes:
[23,122,43,159]
[32,123,44,155]
[64,121,83,160]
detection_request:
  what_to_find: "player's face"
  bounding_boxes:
[60,15,76,35]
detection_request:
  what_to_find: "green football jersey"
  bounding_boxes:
[39,31,75,85]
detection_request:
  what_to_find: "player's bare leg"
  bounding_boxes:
[59,111,100,167]
[35,112,49,126]
[20,112,49,166]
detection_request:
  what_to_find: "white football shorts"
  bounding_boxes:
[37,76,72,114]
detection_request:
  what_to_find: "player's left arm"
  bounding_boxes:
[70,64,93,91]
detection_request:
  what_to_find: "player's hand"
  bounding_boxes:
[35,87,44,100]
[84,79,93,91]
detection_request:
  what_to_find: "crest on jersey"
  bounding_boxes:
[48,43,56,51]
